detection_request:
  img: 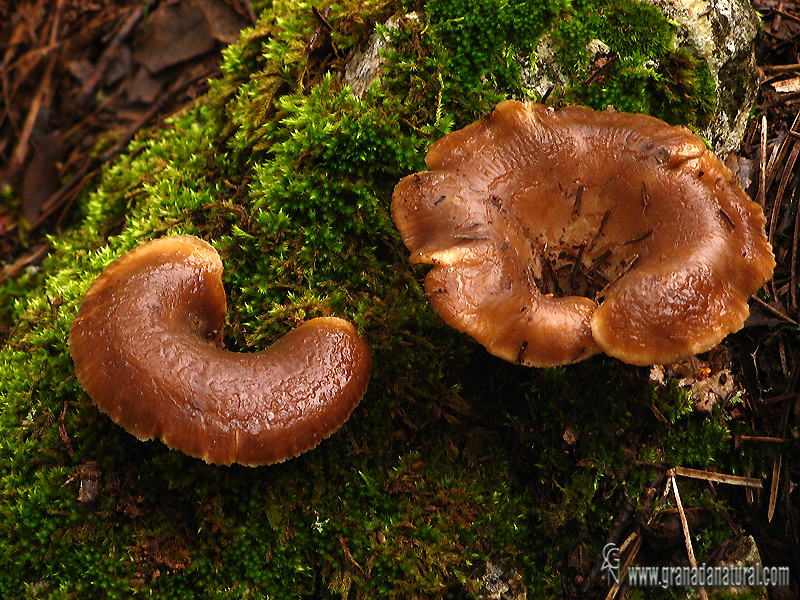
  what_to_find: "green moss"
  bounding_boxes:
[550,0,716,127]
[0,1,783,598]
[426,0,560,88]
[383,0,716,129]
[377,0,565,128]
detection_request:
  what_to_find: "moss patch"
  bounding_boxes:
[547,0,716,128]
[0,1,778,598]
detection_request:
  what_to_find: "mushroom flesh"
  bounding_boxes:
[69,235,372,466]
[392,101,775,366]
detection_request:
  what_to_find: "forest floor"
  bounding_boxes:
[0,1,798,598]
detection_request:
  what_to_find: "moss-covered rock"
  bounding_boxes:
[0,1,777,598]
[524,0,759,154]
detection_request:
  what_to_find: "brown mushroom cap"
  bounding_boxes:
[392,101,775,366]
[69,235,372,466]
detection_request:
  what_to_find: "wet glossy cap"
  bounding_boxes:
[69,235,372,465]
[392,101,775,366]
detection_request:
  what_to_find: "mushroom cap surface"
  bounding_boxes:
[69,235,372,466]
[392,101,775,366]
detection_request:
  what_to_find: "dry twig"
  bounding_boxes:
[669,472,708,600]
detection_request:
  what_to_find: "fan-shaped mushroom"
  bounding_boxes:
[69,235,372,466]
[392,101,774,366]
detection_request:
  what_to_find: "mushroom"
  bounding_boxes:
[69,235,372,466]
[392,101,775,366]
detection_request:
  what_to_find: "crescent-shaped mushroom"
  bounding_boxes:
[69,235,372,466]
[392,101,775,366]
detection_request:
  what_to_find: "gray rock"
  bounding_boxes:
[650,0,761,156]
[525,0,760,156]
[345,1,760,156]
[342,13,418,100]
